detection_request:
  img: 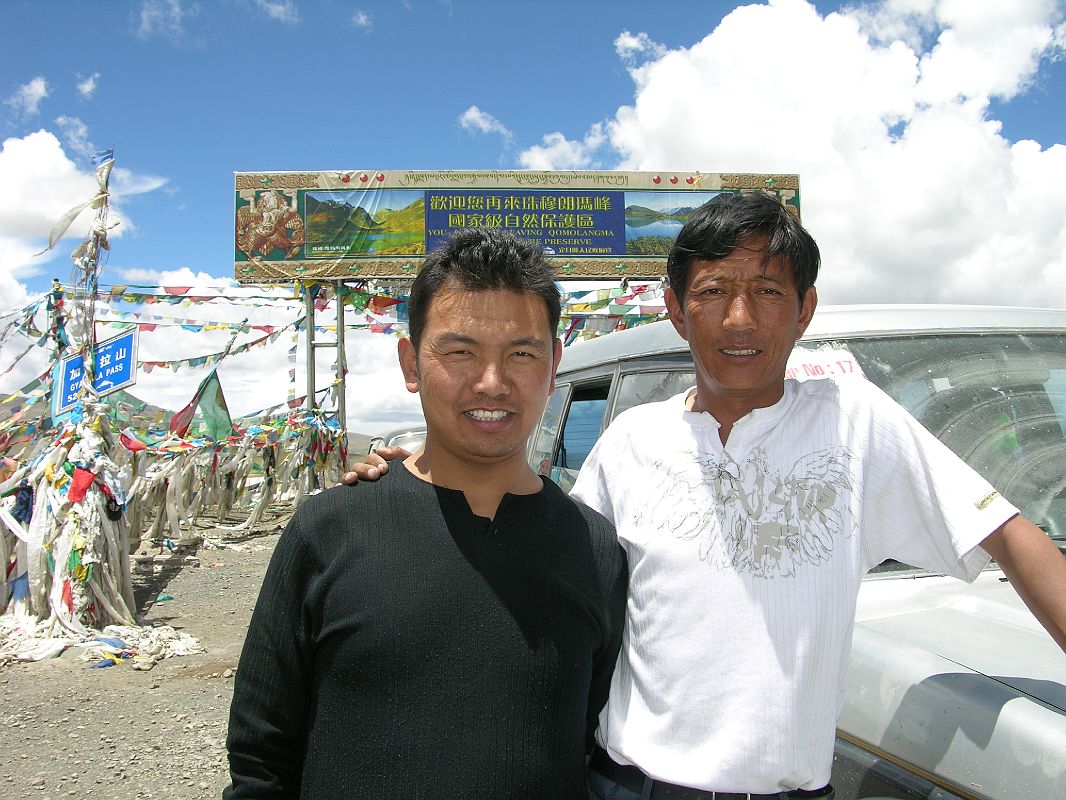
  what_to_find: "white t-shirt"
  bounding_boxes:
[572,377,1018,793]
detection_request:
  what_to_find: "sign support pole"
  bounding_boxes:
[335,281,347,437]
[304,286,316,413]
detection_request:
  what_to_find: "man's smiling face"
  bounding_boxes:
[666,238,817,423]
[399,283,561,470]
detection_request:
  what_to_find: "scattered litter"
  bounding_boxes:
[88,651,132,669]
[106,623,205,659]
[0,616,202,665]
[156,594,175,602]
[93,635,129,650]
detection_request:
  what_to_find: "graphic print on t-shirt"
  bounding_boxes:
[636,446,856,578]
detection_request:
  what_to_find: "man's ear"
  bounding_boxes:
[796,286,818,340]
[398,337,419,394]
[665,287,689,343]
[548,337,563,394]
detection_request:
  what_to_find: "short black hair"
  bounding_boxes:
[407,229,561,349]
[666,192,820,305]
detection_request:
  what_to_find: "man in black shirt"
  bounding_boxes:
[224,229,627,799]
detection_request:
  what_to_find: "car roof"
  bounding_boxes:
[557,304,1066,375]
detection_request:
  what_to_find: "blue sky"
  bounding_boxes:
[4,0,789,298]
[2,0,1065,431]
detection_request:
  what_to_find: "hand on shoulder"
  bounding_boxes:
[338,446,411,485]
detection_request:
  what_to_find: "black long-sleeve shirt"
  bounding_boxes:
[225,461,627,799]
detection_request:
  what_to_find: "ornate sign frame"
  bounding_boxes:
[234,170,800,282]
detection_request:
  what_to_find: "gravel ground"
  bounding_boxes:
[0,515,288,800]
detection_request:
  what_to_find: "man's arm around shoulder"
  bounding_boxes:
[340,445,410,485]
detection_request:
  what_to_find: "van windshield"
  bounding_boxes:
[799,332,1066,543]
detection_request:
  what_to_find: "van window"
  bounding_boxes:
[550,384,610,492]
[613,370,696,420]
[530,388,569,476]
[801,333,1066,541]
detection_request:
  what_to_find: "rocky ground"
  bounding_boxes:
[0,512,290,800]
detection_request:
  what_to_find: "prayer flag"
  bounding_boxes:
[11,572,29,602]
[168,369,235,441]
[92,148,114,166]
[120,430,149,452]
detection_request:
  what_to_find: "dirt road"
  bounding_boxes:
[0,520,285,800]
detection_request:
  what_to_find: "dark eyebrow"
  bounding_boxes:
[433,333,478,346]
[432,333,550,350]
[695,271,788,285]
[508,336,550,350]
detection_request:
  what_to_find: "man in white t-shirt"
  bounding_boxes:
[345,192,1066,800]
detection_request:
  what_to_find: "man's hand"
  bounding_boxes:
[340,446,411,485]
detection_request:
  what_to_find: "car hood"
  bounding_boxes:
[854,570,1066,711]
[841,570,1066,800]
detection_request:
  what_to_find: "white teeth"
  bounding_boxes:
[468,409,508,421]
[723,349,757,356]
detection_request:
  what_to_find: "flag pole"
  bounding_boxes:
[72,147,116,404]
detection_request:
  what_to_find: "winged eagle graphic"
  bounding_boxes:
[638,447,855,578]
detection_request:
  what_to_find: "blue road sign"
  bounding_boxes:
[55,329,139,414]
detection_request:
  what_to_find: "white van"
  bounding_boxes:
[529,305,1066,800]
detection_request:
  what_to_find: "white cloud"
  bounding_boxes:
[0,131,100,246]
[518,124,607,170]
[914,1,1063,104]
[846,0,940,52]
[614,30,667,65]
[519,0,1066,308]
[0,130,170,301]
[254,0,301,25]
[206,328,419,431]
[458,105,513,140]
[0,257,419,431]
[113,266,235,287]
[7,0,1066,437]
[75,271,422,429]
[5,76,49,118]
[136,0,190,39]
[76,72,100,99]
[0,235,39,312]
[351,9,372,29]
[55,115,94,160]
[0,146,411,429]
[111,167,169,197]
[341,331,423,433]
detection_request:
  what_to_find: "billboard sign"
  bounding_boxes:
[234,170,800,281]
[54,328,139,415]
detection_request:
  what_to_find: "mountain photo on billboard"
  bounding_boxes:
[305,189,425,257]
[624,190,722,255]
